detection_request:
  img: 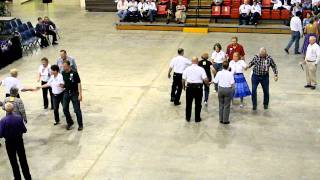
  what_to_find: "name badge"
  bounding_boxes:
[203,61,206,65]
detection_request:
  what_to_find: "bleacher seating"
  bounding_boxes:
[212,6,221,16]
[271,10,281,20]
[281,9,290,20]
[261,9,271,19]
[221,6,231,17]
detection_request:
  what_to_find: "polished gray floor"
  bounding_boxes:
[0,0,319,179]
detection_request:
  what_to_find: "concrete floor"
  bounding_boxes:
[0,0,320,179]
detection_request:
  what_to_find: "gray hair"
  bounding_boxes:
[259,47,267,54]
[10,87,19,97]
[5,102,14,113]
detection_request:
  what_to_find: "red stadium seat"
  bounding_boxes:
[212,6,221,16]
[160,0,170,4]
[224,0,231,6]
[271,10,280,19]
[172,0,178,5]
[281,9,290,20]
[232,0,241,8]
[262,0,271,7]
[230,8,240,18]
[221,6,231,16]
[182,0,188,6]
[157,5,167,15]
[261,9,271,19]
[303,10,312,18]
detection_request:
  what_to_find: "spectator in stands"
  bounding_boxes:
[272,0,291,10]
[175,1,186,24]
[38,17,58,46]
[43,16,56,30]
[117,0,128,22]
[302,0,312,10]
[302,18,318,54]
[250,1,261,25]
[239,0,251,25]
[57,50,77,73]
[291,0,302,4]
[303,11,312,28]
[127,0,139,21]
[146,0,157,23]
[35,17,49,48]
[138,0,148,20]
[284,11,303,54]
[292,3,303,16]
[226,37,245,61]
[312,1,320,15]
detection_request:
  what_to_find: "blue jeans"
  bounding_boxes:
[251,74,269,108]
[286,31,300,53]
[63,91,83,127]
[147,10,157,22]
[117,10,127,20]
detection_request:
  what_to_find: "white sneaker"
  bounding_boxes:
[240,104,244,108]
[204,101,208,107]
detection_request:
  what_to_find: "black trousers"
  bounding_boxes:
[250,12,260,25]
[170,73,183,104]
[63,91,83,127]
[35,32,48,47]
[52,92,64,123]
[186,84,203,122]
[41,81,53,109]
[5,137,32,180]
[46,30,57,42]
[239,13,250,25]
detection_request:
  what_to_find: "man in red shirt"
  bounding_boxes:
[226,37,245,61]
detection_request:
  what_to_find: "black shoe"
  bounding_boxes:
[66,122,74,130]
[305,85,312,88]
[195,118,202,123]
[253,106,257,111]
[219,121,223,123]
[52,42,58,45]
[44,106,48,109]
[295,52,301,55]
[264,105,268,110]
[174,102,181,106]
[54,122,60,126]
[186,118,190,122]
[78,126,83,131]
[284,49,289,54]
[170,97,174,102]
[222,121,230,124]
[310,86,316,90]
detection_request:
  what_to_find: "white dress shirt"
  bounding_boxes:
[305,43,320,64]
[213,69,235,88]
[229,60,247,74]
[128,1,138,12]
[117,0,128,11]
[211,50,226,63]
[38,64,51,82]
[312,0,320,5]
[239,4,251,15]
[147,2,157,11]
[291,0,301,4]
[182,64,207,83]
[138,2,148,12]
[169,55,191,74]
[290,16,303,35]
[1,77,24,94]
[251,4,261,15]
[47,74,65,95]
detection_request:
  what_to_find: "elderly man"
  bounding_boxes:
[57,50,77,73]
[239,0,251,25]
[182,57,210,123]
[248,48,278,110]
[35,17,49,48]
[284,11,303,55]
[2,87,27,123]
[226,37,246,61]
[168,48,191,105]
[0,103,32,180]
[302,36,320,89]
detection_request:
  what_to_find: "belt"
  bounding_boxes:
[173,72,182,75]
[187,83,203,88]
[235,73,243,75]
[306,60,316,62]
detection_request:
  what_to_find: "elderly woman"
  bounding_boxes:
[2,87,27,123]
[175,1,186,24]
[302,18,318,54]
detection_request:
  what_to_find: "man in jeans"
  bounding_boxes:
[62,61,83,131]
[284,11,303,55]
[248,47,278,110]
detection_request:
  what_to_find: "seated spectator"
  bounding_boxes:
[117,0,128,22]
[146,0,157,23]
[250,1,261,25]
[42,16,58,45]
[175,1,186,24]
[43,16,56,30]
[127,0,139,21]
[302,0,312,10]
[303,11,312,28]
[35,17,49,48]
[239,0,251,25]
[313,2,320,15]
[292,3,303,16]
[272,0,291,10]
[291,0,302,4]
[138,0,148,20]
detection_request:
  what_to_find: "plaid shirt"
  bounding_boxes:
[2,97,27,123]
[248,55,278,76]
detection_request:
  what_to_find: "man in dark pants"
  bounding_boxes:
[35,17,58,47]
[168,48,191,105]
[62,61,83,131]
[182,57,209,123]
[0,102,32,180]
[38,57,53,109]
[248,47,278,110]
[198,53,214,107]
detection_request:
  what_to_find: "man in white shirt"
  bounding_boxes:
[285,11,303,54]
[182,57,209,123]
[168,48,191,105]
[213,61,235,124]
[239,0,251,25]
[117,0,129,22]
[127,0,139,21]
[302,36,320,89]
[146,0,157,23]
[250,1,261,25]
[138,0,148,19]
[38,57,53,109]
[37,65,65,125]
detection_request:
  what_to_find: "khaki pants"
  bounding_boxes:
[306,61,317,86]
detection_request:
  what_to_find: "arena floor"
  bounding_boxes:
[0,0,320,179]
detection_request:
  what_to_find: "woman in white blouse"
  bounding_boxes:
[228,52,251,108]
[38,57,53,109]
[211,43,227,91]
[250,1,261,25]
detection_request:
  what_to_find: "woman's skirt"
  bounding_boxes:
[234,73,251,98]
[302,33,317,54]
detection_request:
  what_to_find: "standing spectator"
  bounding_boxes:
[302,36,320,89]
[198,53,214,106]
[302,0,312,10]
[228,52,251,108]
[117,0,128,22]
[175,1,186,24]
[284,11,303,54]
[146,0,157,23]
[301,18,318,54]
[56,50,77,73]
[239,0,251,25]
[226,36,246,61]
[0,102,32,180]
[213,61,235,124]
[2,87,27,123]
[211,43,227,91]
[248,47,278,110]
[62,61,83,131]
[35,17,49,48]
[312,2,320,16]
[168,48,191,105]
[38,57,53,109]
[37,65,65,125]
[250,1,262,25]
[182,57,209,123]
[303,12,312,28]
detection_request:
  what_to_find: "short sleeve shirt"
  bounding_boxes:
[47,74,65,94]
[182,64,207,83]
[62,70,81,92]
[2,77,23,94]
[226,44,245,61]
[229,60,247,74]
[211,50,226,63]
[38,64,51,82]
